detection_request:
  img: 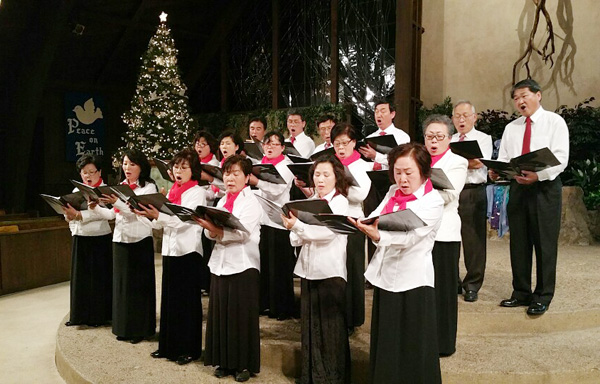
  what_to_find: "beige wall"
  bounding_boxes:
[421,0,600,113]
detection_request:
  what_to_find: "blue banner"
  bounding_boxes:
[65,92,106,162]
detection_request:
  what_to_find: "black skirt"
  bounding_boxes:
[112,237,156,339]
[370,286,441,384]
[69,234,113,325]
[205,269,261,373]
[259,225,296,317]
[300,278,351,384]
[345,231,365,327]
[200,232,213,292]
[157,252,203,360]
[432,241,460,356]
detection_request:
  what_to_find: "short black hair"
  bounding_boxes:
[330,123,362,143]
[170,148,202,182]
[121,148,154,187]
[193,130,218,155]
[223,154,252,176]
[316,114,336,126]
[387,142,432,184]
[249,116,267,129]
[263,131,285,146]
[374,97,395,113]
[287,109,305,121]
[76,154,102,172]
[218,130,245,154]
[511,79,542,98]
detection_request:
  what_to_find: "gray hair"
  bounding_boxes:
[453,100,476,114]
[423,114,455,136]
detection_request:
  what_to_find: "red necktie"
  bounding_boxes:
[324,143,331,149]
[459,134,466,142]
[290,136,296,144]
[522,117,531,155]
[379,131,386,136]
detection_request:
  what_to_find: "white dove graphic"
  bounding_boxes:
[73,98,103,125]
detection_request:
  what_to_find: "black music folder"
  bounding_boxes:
[287,162,313,185]
[310,147,336,160]
[361,208,426,232]
[430,168,454,190]
[357,134,399,154]
[251,164,287,184]
[255,195,333,227]
[153,158,173,181]
[40,192,88,214]
[366,168,454,192]
[450,140,484,159]
[481,147,561,179]
[201,164,223,181]
[128,193,172,213]
[70,180,136,208]
[244,142,264,161]
[283,142,303,157]
[164,202,249,233]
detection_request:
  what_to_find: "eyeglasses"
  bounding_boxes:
[80,169,98,176]
[318,126,333,132]
[333,140,352,148]
[424,134,449,141]
[173,165,190,171]
[195,141,208,148]
[452,113,474,120]
[263,141,282,147]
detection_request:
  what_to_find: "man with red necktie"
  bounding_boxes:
[312,114,336,156]
[450,101,493,303]
[358,97,410,170]
[491,79,569,316]
[285,110,315,158]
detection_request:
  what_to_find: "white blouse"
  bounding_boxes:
[91,181,158,243]
[148,185,206,257]
[255,157,295,206]
[286,131,316,158]
[291,190,349,281]
[367,124,411,168]
[432,150,468,242]
[207,186,262,276]
[201,155,221,204]
[364,181,444,292]
[346,158,373,218]
[68,185,112,237]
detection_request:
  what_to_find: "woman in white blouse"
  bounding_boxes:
[248,131,296,320]
[193,155,262,383]
[134,149,206,365]
[62,154,112,327]
[423,114,468,357]
[282,156,352,384]
[330,123,373,333]
[351,143,444,384]
[92,149,158,344]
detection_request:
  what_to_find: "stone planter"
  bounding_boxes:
[559,186,593,246]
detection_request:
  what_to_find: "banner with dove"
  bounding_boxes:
[65,92,106,161]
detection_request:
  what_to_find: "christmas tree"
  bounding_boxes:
[119,12,196,161]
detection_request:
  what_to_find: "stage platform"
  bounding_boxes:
[56,240,600,383]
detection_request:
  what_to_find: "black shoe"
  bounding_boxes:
[64,321,78,327]
[214,367,232,378]
[527,302,548,315]
[499,298,530,307]
[116,336,129,341]
[130,337,144,344]
[235,369,251,382]
[150,350,163,358]
[276,313,290,321]
[176,355,194,365]
[464,290,478,302]
[457,286,462,294]
[347,327,355,336]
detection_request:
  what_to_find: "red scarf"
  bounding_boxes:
[168,180,198,205]
[336,150,361,166]
[381,179,433,215]
[200,152,214,164]
[430,148,450,166]
[114,181,138,213]
[220,158,226,167]
[223,189,243,213]
[261,154,285,166]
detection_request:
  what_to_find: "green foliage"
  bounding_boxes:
[565,157,600,210]
[119,17,197,162]
[555,98,599,164]
[477,109,519,143]
[417,97,453,138]
[194,103,350,140]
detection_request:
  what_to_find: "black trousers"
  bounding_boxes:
[370,286,441,384]
[458,184,488,292]
[345,232,365,328]
[507,178,562,305]
[432,241,459,356]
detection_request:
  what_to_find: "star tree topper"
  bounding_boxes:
[159,12,168,23]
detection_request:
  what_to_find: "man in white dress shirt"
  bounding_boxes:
[312,114,336,155]
[285,110,315,158]
[450,101,493,302]
[358,98,411,170]
[491,79,569,316]
[248,116,267,143]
